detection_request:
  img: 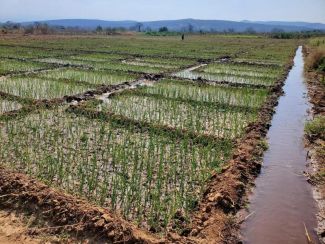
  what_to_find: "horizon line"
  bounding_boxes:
[1,18,325,25]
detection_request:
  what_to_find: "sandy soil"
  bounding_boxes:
[0,209,65,244]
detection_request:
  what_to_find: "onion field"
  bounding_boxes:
[0,34,298,233]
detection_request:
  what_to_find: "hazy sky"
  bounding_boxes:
[1,0,325,23]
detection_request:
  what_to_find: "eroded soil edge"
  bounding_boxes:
[304,45,325,243]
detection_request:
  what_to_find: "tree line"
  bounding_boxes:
[1,21,324,38]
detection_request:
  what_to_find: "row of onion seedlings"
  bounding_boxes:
[38,68,138,86]
[99,92,257,139]
[138,79,268,109]
[0,99,22,114]
[0,77,91,99]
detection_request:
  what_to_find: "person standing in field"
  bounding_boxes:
[182,34,185,41]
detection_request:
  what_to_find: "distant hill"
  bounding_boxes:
[243,20,325,31]
[21,19,137,29]
[142,19,324,32]
[18,19,325,32]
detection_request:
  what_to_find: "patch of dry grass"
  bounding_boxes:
[305,48,325,72]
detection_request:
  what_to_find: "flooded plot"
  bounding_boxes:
[122,60,175,69]
[98,90,258,139]
[0,108,232,231]
[138,57,196,67]
[36,57,91,67]
[174,68,276,86]
[122,57,195,70]
[0,99,22,114]
[141,79,268,109]
[37,68,139,86]
[69,53,127,62]
[233,58,283,66]
[201,63,282,79]
[0,77,92,99]
[0,59,50,75]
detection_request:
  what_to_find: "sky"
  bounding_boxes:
[1,0,325,23]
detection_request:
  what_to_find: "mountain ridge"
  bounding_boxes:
[14,18,325,32]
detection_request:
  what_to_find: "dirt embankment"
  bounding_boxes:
[0,167,162,243]
[303,46,325,243]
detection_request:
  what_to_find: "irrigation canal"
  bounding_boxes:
[240,46,319,243]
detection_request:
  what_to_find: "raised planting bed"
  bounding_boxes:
[95,87,261,139]
[173,67,279,87]
[0,77,93,100]
[37,68,139,86]
[0,59,52,75]
[199,62,283,79]
[138,79,269,109]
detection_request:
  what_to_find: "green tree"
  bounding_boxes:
[159,26,168,32]
[96,25,103,32]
